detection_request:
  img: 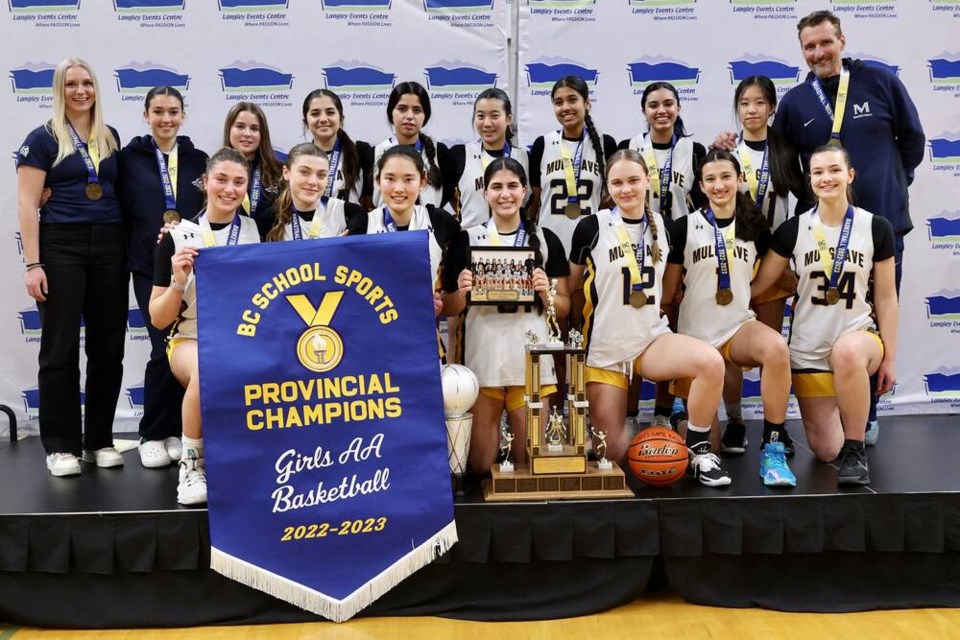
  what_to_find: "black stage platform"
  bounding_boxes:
[1,416,959,628]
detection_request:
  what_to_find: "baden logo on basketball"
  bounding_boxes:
[288,292,346,373]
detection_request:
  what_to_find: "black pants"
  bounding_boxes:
[38,223,128,455]
[868,233,904,424]
[132,272,184,441]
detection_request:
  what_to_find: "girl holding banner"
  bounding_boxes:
[17,57,127,477]
[441,157,569,473]
[568,149,724,474]
[301,89,374,208]
[372,82,450,210]
[118,85,208,469]
[718,76,805,456]
[265,143,366,241]
[751,145,898,487]
[446,88,530,229]
[661,149,794,487]
[222,102,283,239]
[150,148,261,505]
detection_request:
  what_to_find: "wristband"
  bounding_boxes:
[171,280,187,292]
[26,263,44,272]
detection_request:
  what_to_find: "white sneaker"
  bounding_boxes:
[177,457,207,505]
[139,440,172,468]
[82,447,124,468]
[46,453,81,477]
[163,437,183,461]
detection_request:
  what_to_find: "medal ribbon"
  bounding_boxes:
[810,66,850,141]
[323,138,341,199]
[613,208,646,292]
[152,139,179,211]
[67,123,100,188]
[812,205,854,294]
[383,207,422,233]
[486,220,526,247]
[199,213,243,248]
[480,140,511,172]
[558,131,585,207]
[704,209,735,296]
[642,135,675,215]
[290,199,327,240]
[242,165,262,214]
[738,137,770,210]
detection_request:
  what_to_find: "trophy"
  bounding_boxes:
[499,423,515,473]
[482,292,631,501]
[440,364,479,496]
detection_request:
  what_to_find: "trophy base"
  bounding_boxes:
[483,461,633,502]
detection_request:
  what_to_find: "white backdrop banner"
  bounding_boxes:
[1,0,958,434]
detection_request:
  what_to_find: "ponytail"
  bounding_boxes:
[419,133,442,188]
[583,113,605,195]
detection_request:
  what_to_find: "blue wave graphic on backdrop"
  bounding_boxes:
[929,58,960,83]
[861,58,900,76]
[926,292,960,319]
[220,66,293,92]
[927,214,960,241]
[526,62,598,88]
[742,376,762,400]
[128,307,147,331]
[425,65,497,90]
[627,60,700,87]
[924,369,960,395]
[530,0,594,6]
[219,0,288,9]
[9,67,54,94]
[9,0,80,9]
[115,66,189,94]
[321,0,392,9]
[728,59,800,84]
[638,379,656,401]
[126,385,145,410]
[423,0,492,10]
[323,66,395,91]
[929,137,960,163]
[21,388,85,414]
[114,0,184,11]
[18,308,41,335]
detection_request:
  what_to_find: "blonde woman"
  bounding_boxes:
[16,57,127,477]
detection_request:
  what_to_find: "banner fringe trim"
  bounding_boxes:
[210,520,457,623]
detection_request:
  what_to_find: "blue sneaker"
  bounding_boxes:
[759,442,797,487]
[864,420,879,446]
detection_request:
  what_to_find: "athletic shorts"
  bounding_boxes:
[792,332,884,398]
[480,384,558,412]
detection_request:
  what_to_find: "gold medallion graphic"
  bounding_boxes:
[296,325,344,373]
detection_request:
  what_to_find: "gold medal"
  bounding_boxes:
[85,183,103,201]
[715,288,733,306]
[629,290,647,308]
[163,210,181,224]
[564,202,582,220]
[826,287,841,305]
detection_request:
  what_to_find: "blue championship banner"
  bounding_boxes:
[195,232,456,622]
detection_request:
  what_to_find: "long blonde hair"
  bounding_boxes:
[49,57,118,167]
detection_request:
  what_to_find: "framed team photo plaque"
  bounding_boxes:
[466,246,537,306]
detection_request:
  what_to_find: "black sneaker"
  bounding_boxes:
[669,409,688,432]
[780,430,796,459]
[687,442,732,488]
[720,420,747,455]
[837,446,870,486]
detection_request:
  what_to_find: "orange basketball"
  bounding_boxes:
[627,427,688,486]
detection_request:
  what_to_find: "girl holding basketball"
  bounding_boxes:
[150,148,261,505]
[446,88,530,229]
[264,143,365,242]
[372,82,450,210]
[442,157,569,473]
[662,149,794,487]
[752,144,898,486]
[222,102,282,238]
[568,149,725,485]
[301,89,373,207]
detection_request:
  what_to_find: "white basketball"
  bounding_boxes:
[440,364,480,418]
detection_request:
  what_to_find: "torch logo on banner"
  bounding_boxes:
[287,292,345,373]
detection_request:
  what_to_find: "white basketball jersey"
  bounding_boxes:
[537,130,605,254]
[735,139,790,232]
[626,133,696,221]
[676,210,757,348]
[461,223,557,387]
[787,207,879,371]
[172,214,260,340]
[458,141,531,230]
[581,209,671,369]
[327,161,363,204]
[366,205,443,288]
[372,137,442,209]
[280,198,349,241]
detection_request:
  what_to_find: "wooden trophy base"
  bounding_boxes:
[483,461,634,501]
